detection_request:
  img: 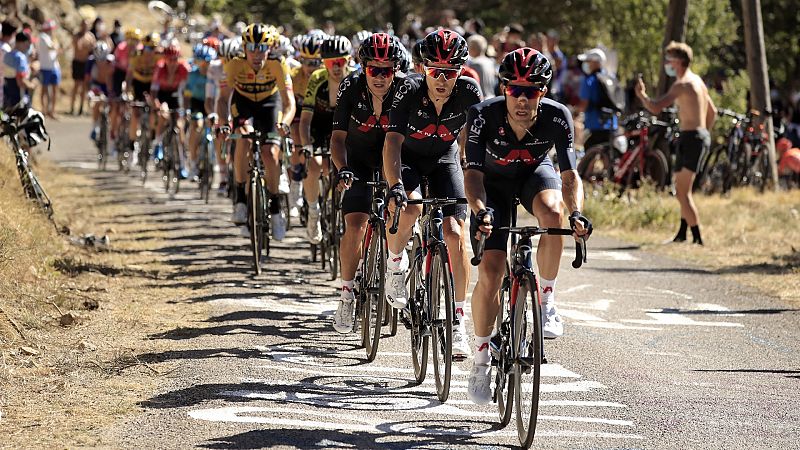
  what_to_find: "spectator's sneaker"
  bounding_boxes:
[333,287,356,334]
[542,304,564,339]
[467,363,492,405]
[452,322,472,360]
[385,269,408,308]
[307,203,322,244]
[271,212,287,242]
[231,202,248,225]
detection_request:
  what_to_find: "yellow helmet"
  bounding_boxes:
[141,32,161,47]
[242,23,279,47]
[125,27,143,41]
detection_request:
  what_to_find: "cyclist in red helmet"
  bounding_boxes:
[383,29,482,359]
[463,47,591,404]
[151,40,190,174]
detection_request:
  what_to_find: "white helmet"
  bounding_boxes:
[218,37,242,59]
[270,35,293,58]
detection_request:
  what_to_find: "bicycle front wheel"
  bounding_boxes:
[249,175,265,275]
[408,234,428,384]
[514,272,543,448]
[495,269,514,427]
[361,223,385,362]
[577,145,612,185]
[430,247,454,403]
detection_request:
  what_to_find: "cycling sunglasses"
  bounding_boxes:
[364,65,394,78]
[505,84,546,99]
[423,65,461,80]
[323,57,348,69]
[245,42,270,53]
[301,58,322,67]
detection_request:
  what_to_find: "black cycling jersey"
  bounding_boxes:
[465,96,577,178]
[332,72,399,171]
[388,75,482,163]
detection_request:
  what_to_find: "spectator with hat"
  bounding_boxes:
[3,31,38,109]
[577,47,618,149]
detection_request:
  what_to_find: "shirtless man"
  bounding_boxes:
[70,20,96,116]
[635,41,716,245]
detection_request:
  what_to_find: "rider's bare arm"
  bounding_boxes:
[299,110,313,147]
[561,169,584,214]
[279,88,295,128]
[330,130,347,169]
[382,131,405,187]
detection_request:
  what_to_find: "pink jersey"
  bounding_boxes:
[113,41,131,70]
[152,59,190,91]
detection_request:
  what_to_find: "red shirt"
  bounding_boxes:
[152,59,189,91]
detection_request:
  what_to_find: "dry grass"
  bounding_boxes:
[584,184,800,302]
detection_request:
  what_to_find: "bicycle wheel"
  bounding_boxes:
[695,144,725,194]
[408,234,428,384]
[514,272,543,448]
[361,223,385,362]
[199,140,212,203]
[495,269,514,427]
[577,145,612,184]
[249,174,264,275]
[326,189,339,281]
[430,246,454,403]
[643,149,670,188]
[751,146,770,192]
[28,171,54,218]
[97,118,108,171]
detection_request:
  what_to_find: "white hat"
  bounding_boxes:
[578,48,606,64]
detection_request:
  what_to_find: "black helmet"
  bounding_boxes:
[320,35,352,59]
[357,32,401,66]
[242,23,278,46]
[498,47,552,87]
[411,39,424,65]
[300,34,323,59]
[420,29,468,65]
[397,41,412,73]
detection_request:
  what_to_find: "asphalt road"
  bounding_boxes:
[45,117,800,449]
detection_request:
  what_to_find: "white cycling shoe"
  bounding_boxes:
[333,288,356,334]
[542,304,564,339]
[385,269,408,308]
[467,363,492,405]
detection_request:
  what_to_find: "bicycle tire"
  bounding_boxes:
[514,272,543,448]
[361,223,385,362]
[644,148,670,188]
[28,170,54,218]
[408,233,428,384]
[199,139,212,203]
[695,144,725,194]
[249,174,264,275]
[430,246,454,403]
[495,267,514,427]
[751,146,769,192]
[577,145,612,184]
[98,116,108,171]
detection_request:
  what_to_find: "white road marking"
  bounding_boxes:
[210,297,335,316]
[585,250,640,261]
[574,322,663,331]
[560,284,593,294]
[558,299,614,311]
[623,310,743,327]
[692,303,745,316]
[558,308,607,322]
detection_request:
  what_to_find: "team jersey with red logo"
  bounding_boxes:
[465,96,576,178]
[332,72,401,171]
[388,74,482,162]
[151,59,190,92]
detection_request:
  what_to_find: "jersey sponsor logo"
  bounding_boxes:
[442,111,464,121]
[498,126,506,136]
[409,124,457,142]
[492,139,509,146]
[416,110,430,119]
[494,149,538,166]
[357,114,389,133]
[467,111,485,145]
[553,116,569,130]
[392,80,413,108]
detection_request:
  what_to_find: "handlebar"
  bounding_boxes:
[470,233,487,266]
[470,226,587,269]
[389,203,402,234]
[405,197,468,207]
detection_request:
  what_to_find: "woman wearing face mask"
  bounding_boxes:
[329,33,404,334]
[577,47,618,150]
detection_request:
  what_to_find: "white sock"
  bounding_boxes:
[308,200,319,210]
[474,334,491,366]
[341,279,354,301]
[387,249,408,271]
[540,277,556,306]
[454,301,466,328]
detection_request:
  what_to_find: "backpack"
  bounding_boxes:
[593,72,626,113]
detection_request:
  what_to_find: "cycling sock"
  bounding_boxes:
[474,335,491,366]
[454,301,466,325]
[236,183,246,204]
[673,218,688,242]
[691,225,703,245]
[291,164,304,181]
[387,249,408,271]
[540,278,556,306]
[308,200,319,211]
[269,194,281,214]
[341,280,354,300]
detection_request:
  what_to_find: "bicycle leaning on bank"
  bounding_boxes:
[471,199,587,449]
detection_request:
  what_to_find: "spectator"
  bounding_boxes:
[499,23,525,55]
[3,31,38,109]
[466,34,497,99]
[463,18,484,39]
[547,30,567,102]
[91,17,103,39]
[0,20,18,107]
[37,19,61,118]
[577,48,618,149]
[110,19,123,48]
[70,19,96,115]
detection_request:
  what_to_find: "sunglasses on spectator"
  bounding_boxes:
[301,58,322,67]
[504,84,546,99]
[324,57,348,69]
[423,65,461,80]
[245,42,270,53]
[364,65,394,78]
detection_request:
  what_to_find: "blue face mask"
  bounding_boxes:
[664,63,677,77]
[581,62,592,75]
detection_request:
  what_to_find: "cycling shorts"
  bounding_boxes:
[90,82,109,97]
[341,165,380,215]
[189,97,205,116]
[157,89,180,110]
[132,79,150,102]
[401,159,467,221]
[675,129,710,173]
[469,157,562,254]
[231,90,280,145]
[112,68,126,99]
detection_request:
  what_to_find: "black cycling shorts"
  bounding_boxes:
[231,91,280,145]
[341,166,380,215]
[469,158,562,254]
[132,79,150,102]
[157,89,180,110]
[675,129,711,173]
[189,97,205,116]
[112,68,126,100]
[401,158,467,221]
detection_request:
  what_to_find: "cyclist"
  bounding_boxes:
[110,28,141,146]
[218,23,295,240]
[299,35,354,245]
[635,41,716,245]
[330,33,403,333]
[463,48,592,404]
[207,37,241,194]
[384,29,482,359]
[150,40,190,171]
[126,32,160,155]
[87,41,116,143]
[286,34,323,218]
[184,43,217,179]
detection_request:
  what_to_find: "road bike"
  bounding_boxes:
[89,92,110,171]
[197,113,217,204]
[114,96,134,173]
[611,111,671,192]
[398,178,467,402]
[131,101,152,185]
[471,201,586,448]
[302,143,341,280]
[161,109,183,196]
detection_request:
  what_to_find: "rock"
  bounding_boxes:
[20,346,39,356]
[59,312,78,327]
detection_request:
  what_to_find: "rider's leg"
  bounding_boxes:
[341,212,369,281]
[302,155,322,202]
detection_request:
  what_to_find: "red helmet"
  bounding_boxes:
[357,32,401,65]
[420,29,468,65]
[498,47,552,86]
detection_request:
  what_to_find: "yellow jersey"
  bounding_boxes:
[290,66,311,105]
[128,52,158,82]
[222,56,292,102]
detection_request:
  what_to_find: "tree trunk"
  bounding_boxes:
[742,0,779,190]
